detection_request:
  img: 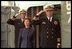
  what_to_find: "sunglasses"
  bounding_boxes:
[20,13,26,14]
[46,10,54,12]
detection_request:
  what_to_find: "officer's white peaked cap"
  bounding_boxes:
[19,9,26,14]
[43,4,54,10]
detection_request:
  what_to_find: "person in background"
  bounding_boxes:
[7,9,26,48]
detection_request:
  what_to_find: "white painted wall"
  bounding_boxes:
[1,1,61,11]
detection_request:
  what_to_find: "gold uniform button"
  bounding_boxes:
[47,32,48,34]
[52,28,54,31]
[52,32,53,34]
[47,28,48,30]
[47,36,48,38]
[52,36,53,38]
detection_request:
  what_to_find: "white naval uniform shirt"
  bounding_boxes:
[47,16,53,22]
